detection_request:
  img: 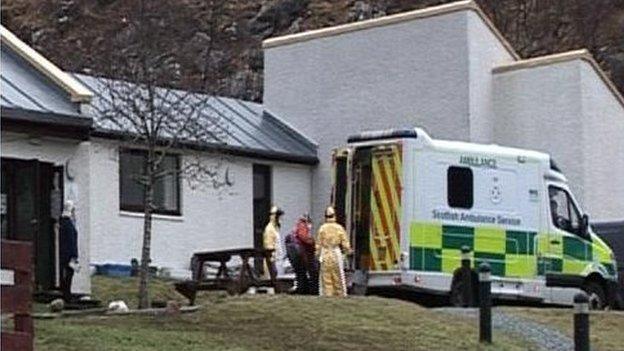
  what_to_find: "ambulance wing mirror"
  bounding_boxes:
[580,214,590,239]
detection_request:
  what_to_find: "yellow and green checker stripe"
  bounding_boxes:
[537,234,616,278]
[410,222,617,279]
[410,222,538,278]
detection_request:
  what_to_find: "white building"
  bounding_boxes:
[2,0,623,297]
[263,0,624,223]
[1,26,316,295]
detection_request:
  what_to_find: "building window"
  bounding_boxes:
[447,166,473,209]
[119,149,181,215]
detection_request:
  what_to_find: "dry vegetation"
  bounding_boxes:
[35,276,531,351]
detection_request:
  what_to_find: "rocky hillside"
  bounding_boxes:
[2,0,623,102]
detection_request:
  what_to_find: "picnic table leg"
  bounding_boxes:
[192,257,204,282]
[216,260,230,279]
[227,254,250,295]
[238,254,251,293]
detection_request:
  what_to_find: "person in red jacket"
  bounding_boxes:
[295,214,319,295]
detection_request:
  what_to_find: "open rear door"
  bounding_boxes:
[331,148,352,231]
[369,144,403,271]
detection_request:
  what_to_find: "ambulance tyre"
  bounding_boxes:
[583,280,606,310]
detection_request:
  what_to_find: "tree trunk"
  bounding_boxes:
[138,158,155,309]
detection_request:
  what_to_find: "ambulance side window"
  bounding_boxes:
[447,166,473,209]
[548,186,580,234]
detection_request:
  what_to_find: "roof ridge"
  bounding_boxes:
[493,49,624,109]
[1,26,93,102]
[262,0,518,59]
[261,109,318,151]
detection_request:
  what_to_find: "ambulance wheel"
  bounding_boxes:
[583,281,606,310]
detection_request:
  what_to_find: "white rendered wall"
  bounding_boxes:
[579,63,624,220]
[88,139,312,277]
[272,162,313,233]
[466,11,515,142]
[492,62,586,208]
[264,11,472,221]
[1,133,91,293]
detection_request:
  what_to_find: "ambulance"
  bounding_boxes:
[331,128,618,308]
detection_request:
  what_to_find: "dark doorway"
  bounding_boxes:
[252,164,272,274]
[333,154,348,228]
[1,158,61,291]
[353,148,372,270]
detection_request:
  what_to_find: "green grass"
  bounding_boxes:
[503,307,624,351]
[90,276,191,308]
[35,276,534,351]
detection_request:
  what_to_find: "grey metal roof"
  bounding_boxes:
[73,74,318,165]
[0,43,91,128]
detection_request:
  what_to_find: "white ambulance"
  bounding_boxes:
[331,128,618,308]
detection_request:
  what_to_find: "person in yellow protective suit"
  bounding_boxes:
[316,206,352,297]
[263,205,284,280]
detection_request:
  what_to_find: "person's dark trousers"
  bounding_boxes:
[294,262,309,294]
[305,255,319,295]
[287,246,309,294]
[60,264,74,303]
[308,260,319,295]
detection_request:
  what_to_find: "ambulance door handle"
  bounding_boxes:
[550,240,561,245]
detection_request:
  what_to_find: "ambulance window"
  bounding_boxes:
[548,186,580,234]
[447,166,473,209]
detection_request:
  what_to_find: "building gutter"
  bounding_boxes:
[91,129,319,166]
[1,107,92,140]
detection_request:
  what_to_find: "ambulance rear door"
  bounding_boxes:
[368,143,403,271]
[331,148,353,250]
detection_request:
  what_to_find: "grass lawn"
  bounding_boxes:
[503,307,624,351]
[35,276,533,351]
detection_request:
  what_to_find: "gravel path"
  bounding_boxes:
[435,307,575,351]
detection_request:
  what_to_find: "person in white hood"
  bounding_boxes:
[59,200,78,302]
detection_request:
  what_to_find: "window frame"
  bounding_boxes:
[548,185,582,236]
[119,148,182,216]
[447,166,474,209]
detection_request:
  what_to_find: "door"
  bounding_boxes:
[35,162,55,291]
[1,165,9,238]
[332,148,353,268]
[331,149,350,228]
[353,148,372,270]
[544,185,590,277]
[252,164,272,274]
[1,158,56,291]
[7,159,40,242]
[51,167,64,288]
[369,144,403,271]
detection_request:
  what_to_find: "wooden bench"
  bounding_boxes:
[175,248,290,304]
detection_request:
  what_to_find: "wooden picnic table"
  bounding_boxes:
[175,248,288,305]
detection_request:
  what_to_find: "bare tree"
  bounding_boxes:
[478,0,619,57]
[196,0,228,94]
[95,0,231,309]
